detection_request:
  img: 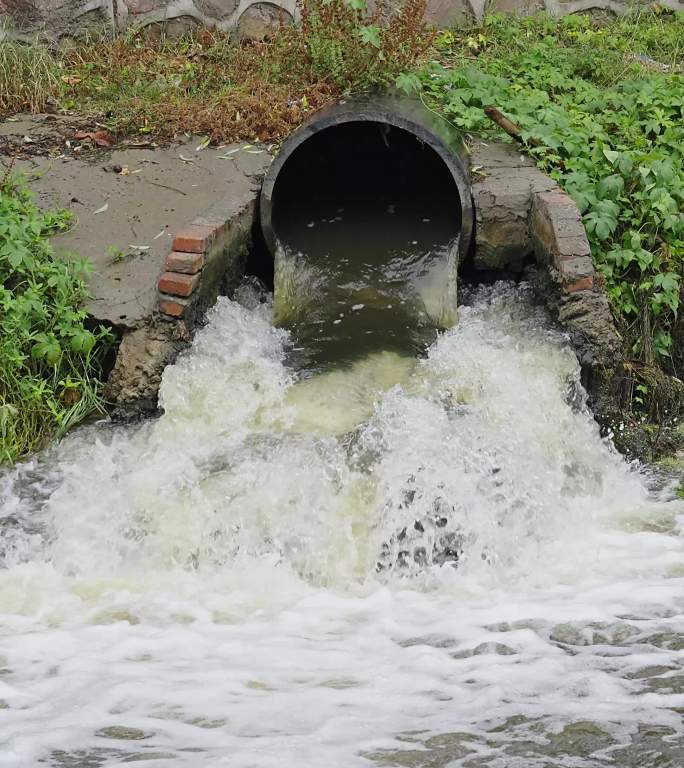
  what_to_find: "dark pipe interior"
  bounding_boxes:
[253,121,464,372]
[249,122,464,288]
[271,121,462,255]
[246,204,274,290]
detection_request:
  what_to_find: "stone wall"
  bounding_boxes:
[2,0,682,41]
[0,0,297,40]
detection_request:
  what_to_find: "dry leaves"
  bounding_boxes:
[74,130,115,148]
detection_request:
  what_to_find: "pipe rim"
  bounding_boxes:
[260,99,473,260]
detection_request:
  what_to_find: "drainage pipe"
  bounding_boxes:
[260,93,473,261]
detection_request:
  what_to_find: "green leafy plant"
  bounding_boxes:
[416,9,684,406]
[0,172,112,463]
[300,0,434,91]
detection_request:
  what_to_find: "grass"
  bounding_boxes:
[0,35,59,113]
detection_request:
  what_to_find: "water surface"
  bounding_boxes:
[271,122,461,371]
[0,282,683,767]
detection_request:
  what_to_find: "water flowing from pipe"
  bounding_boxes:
[0,281,682,767]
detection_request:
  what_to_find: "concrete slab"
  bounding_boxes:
[10,126,272,328]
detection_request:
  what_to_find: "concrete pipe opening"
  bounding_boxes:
[261,96,473,264]
[259,95,473,368]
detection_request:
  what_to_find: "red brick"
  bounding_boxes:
[165,250,204,274]
[564,276,594,294]
[158,271,200,297]
[172,224,216,254]
[159,296,189,318]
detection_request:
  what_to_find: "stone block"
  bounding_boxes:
[125,0,167,13]
[105,320,187,418]
[556,236,592,261]
[560,256,594,283]
[424,0,479,26]
[530,189,591,271]
[469,140,564,272]
[491,0,544,12]
[236,2,293,41]
[196,0,240,19]
[0,0,112,37]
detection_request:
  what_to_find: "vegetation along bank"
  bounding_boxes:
[0,2,682,467]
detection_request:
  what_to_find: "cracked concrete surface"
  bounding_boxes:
[8,118,272,329]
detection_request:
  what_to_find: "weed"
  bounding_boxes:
[300,0,433,90]
[107,245,130,263]
[0,172,111,463]
[0,36,60,112]
[417,8,684,413]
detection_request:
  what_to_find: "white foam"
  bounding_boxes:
[0,283,682,767]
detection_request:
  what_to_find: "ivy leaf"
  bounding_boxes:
[603,148,619,164]
[595,218,613,240]
[636,249,654,271]
[70,330,96,354]
[584,209,617,241]
[654,272,680,293]
[7,248,24,269]
[654,331,673,356]
[31,334,61,365]
[617,153,633,175]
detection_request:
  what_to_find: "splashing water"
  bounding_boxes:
[270,122,462,372]
[1,282,683,767]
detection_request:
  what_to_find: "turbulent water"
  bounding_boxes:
[1,282,683,767]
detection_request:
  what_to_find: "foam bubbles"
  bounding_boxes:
[0,282,682,767]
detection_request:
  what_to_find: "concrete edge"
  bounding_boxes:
[469,141,621,367]
[105,190,259,418]
[528,185,622,371]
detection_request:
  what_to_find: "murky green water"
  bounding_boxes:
[271,122,461,371]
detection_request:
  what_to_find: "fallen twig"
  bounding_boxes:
[483,106,535,146]
[144,179,187,196]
